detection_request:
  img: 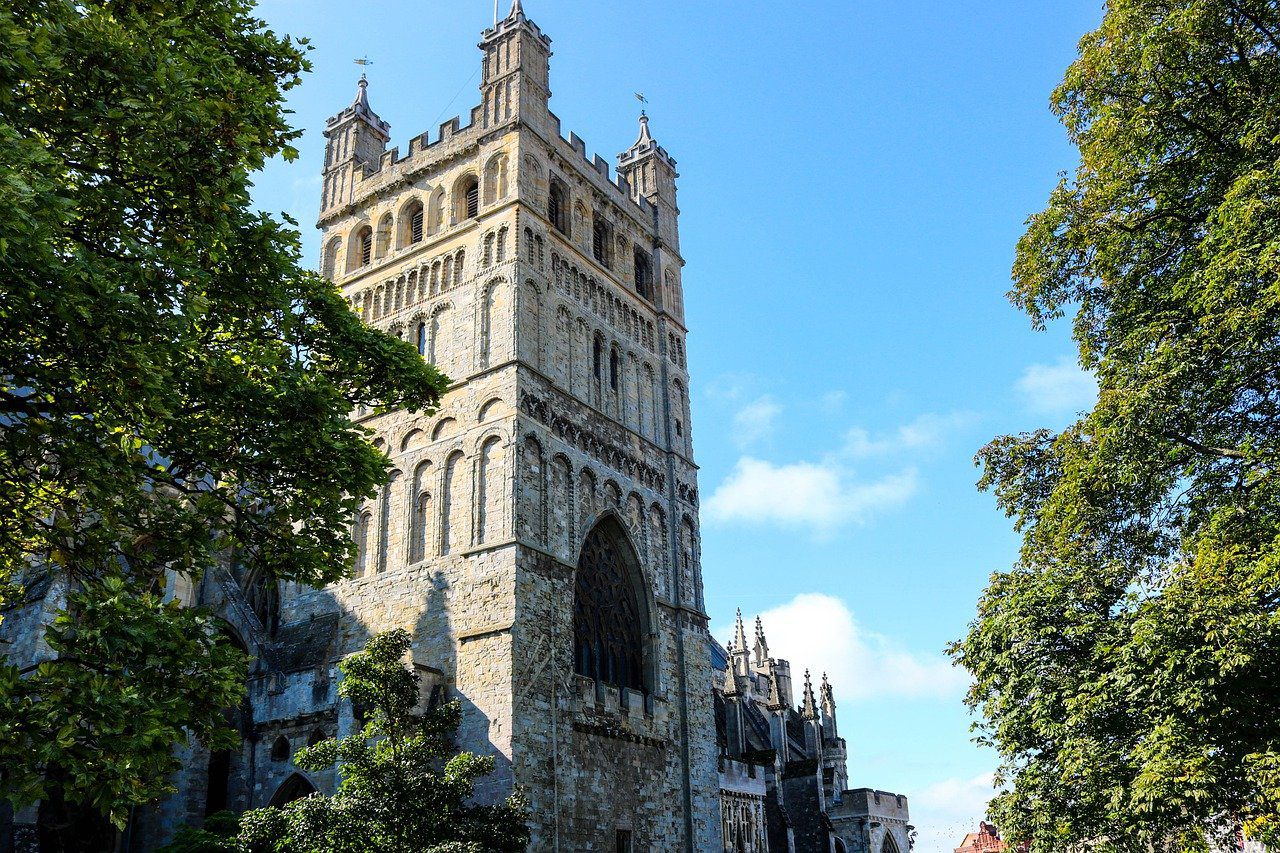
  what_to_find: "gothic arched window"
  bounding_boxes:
[232,559,279,636]
[573,517,648,692]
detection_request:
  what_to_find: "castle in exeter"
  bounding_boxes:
[1,3,912,851]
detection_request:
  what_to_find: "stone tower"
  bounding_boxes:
[300,3,719,849]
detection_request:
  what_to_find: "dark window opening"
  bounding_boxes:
[464,179,479,219]
[633,249,653,300]
[359,228,372,266]
[307,728,326,747]
[204,748,231,816]
[410,206,424,243]
[573,520,646,693]
[593,338,603,380]
[592,216,612,268]
[548,180,568,234]
[270,736,290,762]
[417,322,427,356]
[616,829,633,853]
[610,351,619,392]
[675,419,683,438]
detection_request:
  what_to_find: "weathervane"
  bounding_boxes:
[635,92,648,116]
[354,56,373,79]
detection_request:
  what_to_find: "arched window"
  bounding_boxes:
[400,199,424,248]
[307,728,326,747]
[573,517,648,692]
[428,187,445,235]
[548,179,568,235]
[416,321,427,356]
[270,735,290,762]
[232,559,279,636]
[322,236,343,280]
[592,215,609,266]
[358,225,373,267]
[375,212,393,259]
[353,510,372,577]
[609,349,619,392]
[633,248,653,300]
[593,336,603,381]
[268,773,316,808]
[410,489,432,563]
[463,176,479,219]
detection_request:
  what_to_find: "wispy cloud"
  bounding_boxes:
[718,593,968,702]
[731,395,782,448]
[911,772,1000,853]
[1015,356,1096,416]
[820,390,847,412]
[843,411,976,459]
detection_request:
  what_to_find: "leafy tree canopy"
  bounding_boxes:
[952,0,1280,850]
[236,630,529,853]
[0,0,447,839]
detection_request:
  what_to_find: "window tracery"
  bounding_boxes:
[573,519,646,692]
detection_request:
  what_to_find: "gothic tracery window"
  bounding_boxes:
[233,559,280,636]
[573,519,647,692]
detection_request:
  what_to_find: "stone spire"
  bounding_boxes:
[733,608,748,651]
[731,609,751,677]
[508,0,525,19]
[800,669,819,720]
[820,672,836,716]
[753,615,770,666]
[353,74,370,111]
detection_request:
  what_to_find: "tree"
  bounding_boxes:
[237,630,529,853]
[951,1,1280,850]
[0,0,447,844]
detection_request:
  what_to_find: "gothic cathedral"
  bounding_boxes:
[1,4,916,851]
[312,3,720,849]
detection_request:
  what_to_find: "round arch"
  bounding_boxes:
[572,512,655,694]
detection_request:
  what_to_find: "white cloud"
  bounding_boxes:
[843,411,976,459]
[911,772,999,853]
[705,458,917,532]
[821,390,848,412]
[1016,357,1097,416]
[719,593,968,703]
[707,410,973,533]
[732,396,782,448]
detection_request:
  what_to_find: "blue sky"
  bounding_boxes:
[250,1,1103,849]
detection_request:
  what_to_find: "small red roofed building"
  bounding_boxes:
[955,821,1018,853]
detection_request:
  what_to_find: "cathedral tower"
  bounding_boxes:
[292,3,718,849]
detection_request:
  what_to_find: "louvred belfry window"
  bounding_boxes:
[574,520,646,692]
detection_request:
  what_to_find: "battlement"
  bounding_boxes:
[838,788,911,822]
[329,104,659,234]
[479,6,551,50]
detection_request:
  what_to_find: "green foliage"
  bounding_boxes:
[236,630,529,853]
[951,1,1280,850]
[157,811,240,853]
[0,0,447,835]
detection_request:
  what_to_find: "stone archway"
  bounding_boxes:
[572,514,653,693]
[268,773,316,807]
